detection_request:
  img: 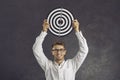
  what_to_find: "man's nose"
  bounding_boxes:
[57,50,61,53]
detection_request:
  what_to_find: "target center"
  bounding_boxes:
[58,20,63,25]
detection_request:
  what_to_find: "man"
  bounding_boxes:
[32,19,89,80]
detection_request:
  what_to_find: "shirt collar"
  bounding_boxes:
[54,60,65,67]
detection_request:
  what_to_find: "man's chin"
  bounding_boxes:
[56,57,63,60]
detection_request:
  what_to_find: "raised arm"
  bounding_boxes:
[71,19,89,72]
[32,19,50,71]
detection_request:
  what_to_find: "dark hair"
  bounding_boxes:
[52,41,65,48]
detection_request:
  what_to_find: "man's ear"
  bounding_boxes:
[51,51,54,55]
[64,50,67,55]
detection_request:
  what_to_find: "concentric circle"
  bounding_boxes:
[47,8,74,36]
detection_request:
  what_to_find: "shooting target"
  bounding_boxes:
[47,8,74,36]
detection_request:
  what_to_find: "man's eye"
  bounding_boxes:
[52,49,65,51]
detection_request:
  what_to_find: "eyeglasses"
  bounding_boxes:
[52,49,65,52]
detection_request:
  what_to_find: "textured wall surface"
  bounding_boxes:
[0,0,120,80]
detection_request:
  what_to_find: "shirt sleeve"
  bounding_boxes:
[71,31,89,72]
[32,31,49,71]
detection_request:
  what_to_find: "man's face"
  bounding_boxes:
[52,45,66,61]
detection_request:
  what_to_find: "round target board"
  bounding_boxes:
[47,8,74,36]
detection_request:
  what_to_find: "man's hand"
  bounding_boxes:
[72,19,80,32]
[42,19,49,32]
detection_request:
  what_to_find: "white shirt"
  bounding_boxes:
[32,31,89,80]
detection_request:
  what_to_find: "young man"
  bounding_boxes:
[32,19,89,80]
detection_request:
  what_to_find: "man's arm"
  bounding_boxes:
[32,19,50,71]
[71,20,89,72]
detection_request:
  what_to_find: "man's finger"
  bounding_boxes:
[44,19,47,22]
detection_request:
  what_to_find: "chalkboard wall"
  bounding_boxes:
[0,0,120,80]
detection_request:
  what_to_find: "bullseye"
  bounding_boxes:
[47,8,74,36]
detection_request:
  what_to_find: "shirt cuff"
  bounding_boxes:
[40,31,47,36]
[75,31,83,37]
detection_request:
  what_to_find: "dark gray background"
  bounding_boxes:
[0,0,120,80]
